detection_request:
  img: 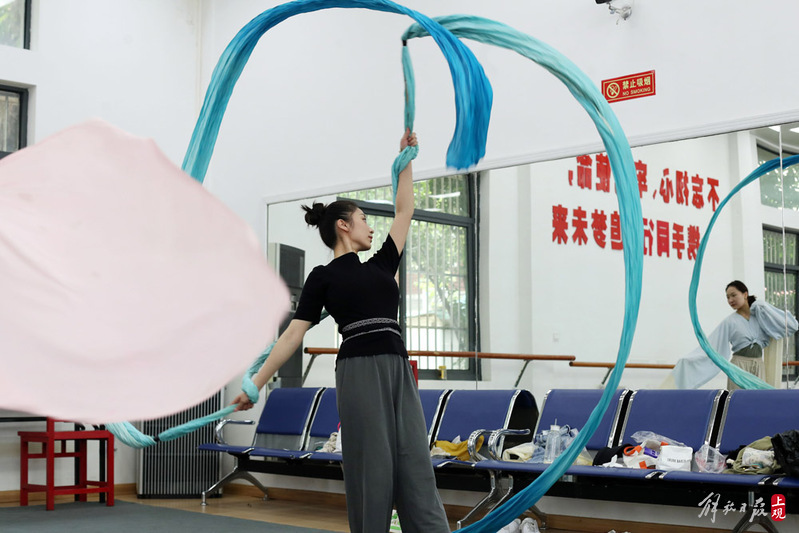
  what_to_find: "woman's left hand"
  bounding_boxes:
[231,391,255,411]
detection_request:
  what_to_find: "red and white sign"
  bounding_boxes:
[602,70,656,103]
[553,152,722,262]
[771,494,786,522]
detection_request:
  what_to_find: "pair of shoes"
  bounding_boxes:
[497,518,521,533]
[520,517,540,533]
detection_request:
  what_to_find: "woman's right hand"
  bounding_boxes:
[231,391,255,412]
[399,127,417,151]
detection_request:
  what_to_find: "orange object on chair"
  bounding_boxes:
[18,418,114,510]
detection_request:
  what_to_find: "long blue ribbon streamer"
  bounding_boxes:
[181,0,492,184]
[403,15,643,532]
[391,44,420,203]
[689,154,799,390]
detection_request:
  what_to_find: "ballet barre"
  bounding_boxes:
[569,361,675,387]
[303,348,575,386]
[571,361,799,387]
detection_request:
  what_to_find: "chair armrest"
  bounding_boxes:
[466,429,516,463]
[487,429,531,460]
[467,429,493,462]
[214,419,254,444]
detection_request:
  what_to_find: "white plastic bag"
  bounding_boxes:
[656,445,693,471]
[630,430,686,447]
[693,443,726,473]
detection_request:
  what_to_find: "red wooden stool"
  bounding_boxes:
[18,418,114,510]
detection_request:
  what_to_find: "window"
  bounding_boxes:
[763,226,799,382]
[341,174,479,380]
[0,0,31,49]
[0,84,27,159]
[758,144,799,210]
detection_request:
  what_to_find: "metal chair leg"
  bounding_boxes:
[731,492,780,533]
[238,472,270,500]
[731,511,780,533]
[202,467,241,505]
[201,465,271,506]
[527,505,548,530]
[457,472,514,528]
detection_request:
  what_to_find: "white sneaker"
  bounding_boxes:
[498,518,522,533]
[520,517,540,533]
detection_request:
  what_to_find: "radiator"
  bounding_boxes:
[137,392,223,498]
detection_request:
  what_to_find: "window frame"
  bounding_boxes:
[0,83,28,159]
[339,172,481,380]
[763,224,799,382]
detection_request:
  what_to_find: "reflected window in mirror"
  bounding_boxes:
[763,226,799,381]
[340,174,479,380]
[758,141,799,210]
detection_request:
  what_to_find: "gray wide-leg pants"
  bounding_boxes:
[335,354,450,533]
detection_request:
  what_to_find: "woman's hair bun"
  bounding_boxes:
[301,202,327,227]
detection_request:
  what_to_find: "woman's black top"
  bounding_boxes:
[293,235,407,360]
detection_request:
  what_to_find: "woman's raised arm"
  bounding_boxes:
[389,128,417,254]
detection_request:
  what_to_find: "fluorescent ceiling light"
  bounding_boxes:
[429,192,461,199]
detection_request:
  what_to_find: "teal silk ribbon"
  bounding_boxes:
[402,15,642,533]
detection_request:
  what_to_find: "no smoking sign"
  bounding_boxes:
[602,70,656,103]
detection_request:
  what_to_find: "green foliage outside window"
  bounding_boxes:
[759,145,799,210]
[0,0,26,49]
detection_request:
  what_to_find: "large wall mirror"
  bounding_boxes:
[265,123,799,398]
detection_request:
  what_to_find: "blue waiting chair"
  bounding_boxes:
[472,388,630,476]
[464,389,724,528]
[419,389,451,445]
[535,388,630,453]
[659,389,799,533]
[301,388,342,462]
[198,386,324,503]
[432,389,537,467]
[463,389,628,528]
[564,388,726,480]
[304,388,450,463]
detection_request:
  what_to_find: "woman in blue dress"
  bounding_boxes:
[668,280,798,389]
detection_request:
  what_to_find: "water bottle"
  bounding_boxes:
[543,423,561,463]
